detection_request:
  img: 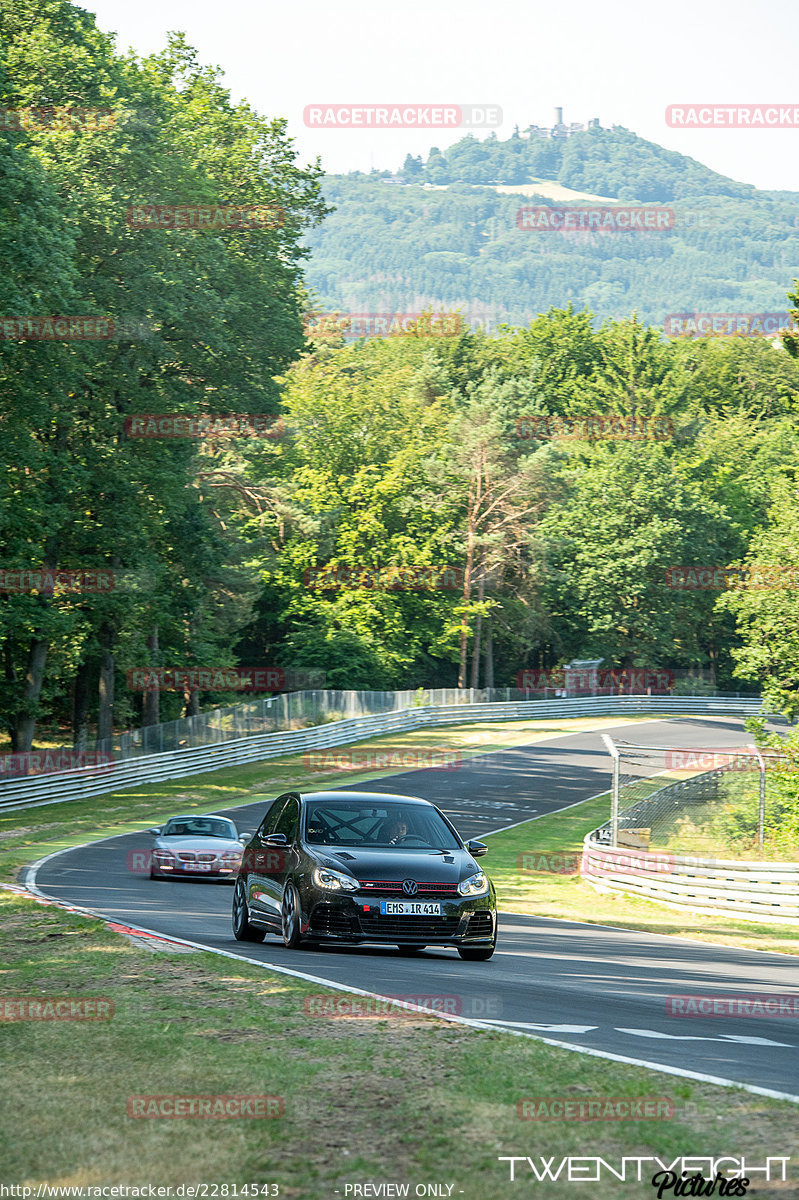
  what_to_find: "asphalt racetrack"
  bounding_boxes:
[29,717,799,1100]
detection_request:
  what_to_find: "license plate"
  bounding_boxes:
[182,861,213,872]
[379,901,441,916]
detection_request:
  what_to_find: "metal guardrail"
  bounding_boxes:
[0,693,766,813]
[582,836,799,924]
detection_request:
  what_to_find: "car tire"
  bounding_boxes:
[232,880,266,943]
[458,931,497,961]
[281,882,303,949]
[458,945,495,961]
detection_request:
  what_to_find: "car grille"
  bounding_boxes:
[310,903,359,937]
[358,913,461,938]
[356,880,460,896]
[467,910,494,937]
[176,852,217,864]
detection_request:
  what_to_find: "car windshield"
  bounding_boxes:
[303,801,460,849]
[162,818,236,840]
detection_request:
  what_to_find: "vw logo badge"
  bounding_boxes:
[402,879,418,896]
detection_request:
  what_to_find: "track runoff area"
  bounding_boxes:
[27,715,799,1108]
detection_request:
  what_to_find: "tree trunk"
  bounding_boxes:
[142,627,160,727]
[13,637,49,752]
[470,571,485,689]
[3,635,18,746]
[457,543,474,688]
[185,688,200,717]
[458,472,481,688]
[484,614,494,688]
[72,659,93,752]
[11,544,60,752]
[97,621,116,743]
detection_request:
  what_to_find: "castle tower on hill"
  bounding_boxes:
[523,108,601,140]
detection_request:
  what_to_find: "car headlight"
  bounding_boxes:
[313,867,359,892]
[153,849,174,862]
[458,871,488,897]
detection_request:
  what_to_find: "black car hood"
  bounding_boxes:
[312,846,476,882]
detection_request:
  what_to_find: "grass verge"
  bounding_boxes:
[0,889,796,1195]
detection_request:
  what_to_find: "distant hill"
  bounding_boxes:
[410,124,756,200]
[302,126,799,331]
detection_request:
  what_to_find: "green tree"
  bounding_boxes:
[537,445,738,670]
[0,1,328,748]
[232,336,463,688]
[719,474,799,717]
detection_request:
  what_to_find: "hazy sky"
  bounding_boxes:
[85,0,799,192]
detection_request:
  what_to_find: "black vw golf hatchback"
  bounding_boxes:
[232,790,497,960]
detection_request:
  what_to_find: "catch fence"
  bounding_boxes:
[584,738,799,922]
[598,737,797,857]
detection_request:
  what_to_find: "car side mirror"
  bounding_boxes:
[467,839,487,858]
[264,833,288,846]
[238,833,253,843]
[148,827,162,835]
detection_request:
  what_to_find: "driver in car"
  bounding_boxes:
[384,818,408,844]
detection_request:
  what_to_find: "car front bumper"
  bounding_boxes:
[152,861,240,877]
[305,892,496,945]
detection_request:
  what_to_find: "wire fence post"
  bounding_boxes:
[753,745,766,850]
[601,733,620,848]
